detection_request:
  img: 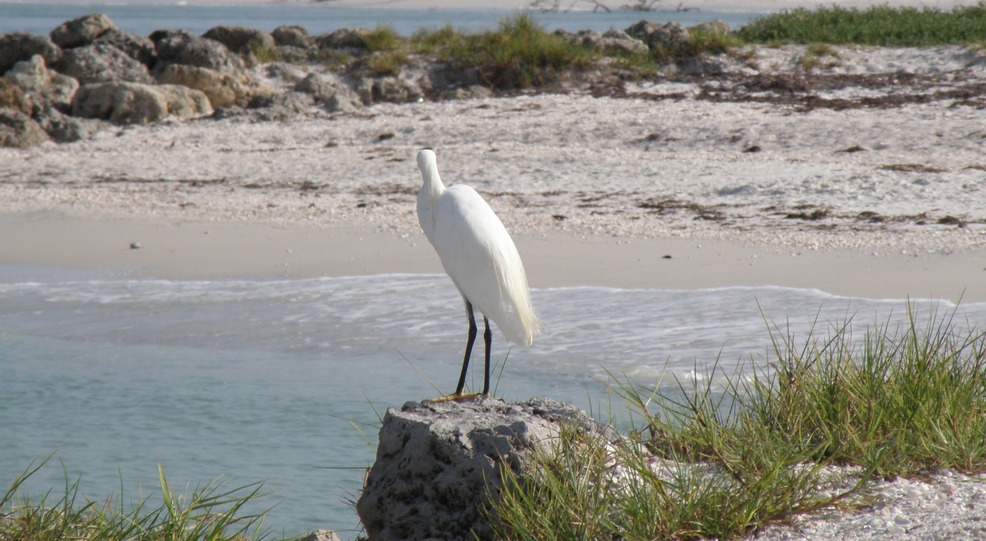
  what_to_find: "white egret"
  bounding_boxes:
[416,149,542,398]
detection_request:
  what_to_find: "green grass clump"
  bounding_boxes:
[1,456,272,541]
[410,25,469,55]
[738,3,986,45]
[749,310,986,477]
[491,306,986,539]
[492,422,844,540]
[361,26,405,53]
[358,26,409,76]
[435,14,594,90]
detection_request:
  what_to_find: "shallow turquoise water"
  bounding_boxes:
[2,267,982,539]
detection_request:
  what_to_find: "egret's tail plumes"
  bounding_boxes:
[492,243,543,347]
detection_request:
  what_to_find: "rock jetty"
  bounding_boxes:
[0,13,721,148]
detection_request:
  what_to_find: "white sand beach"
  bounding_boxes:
[3,41,986,301]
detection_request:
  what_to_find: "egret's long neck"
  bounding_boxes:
[420,163,445,202]
[417,156,446,242]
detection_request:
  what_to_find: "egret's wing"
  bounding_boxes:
[430,185,535,345]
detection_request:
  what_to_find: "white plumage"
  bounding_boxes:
[416,148,541,396]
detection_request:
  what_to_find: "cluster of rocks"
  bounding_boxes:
[0,13,729,148]
[0,13,343,147]
[558,18,729,56]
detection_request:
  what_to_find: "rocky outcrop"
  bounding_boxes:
[156,63,254,108]
[49,13,116,49]
[694,19,732,35]
[93,30,157,67]
[150,31,271,108]
[0,79,33,115]
[5,55,79,110]
[0,109,50,148]
[55,42,153,84]
[315,28,371,50]
[34,106,98,142]
[557,28,648,55]
[72,81,211,124]
[294,72,360,112]
[356,397,614,541]
[0,32,61,74]
[627,20,691,50]
[152,30,246,73]
[272,25,312,49]
[202,25,276,55]
[354,75,423,105]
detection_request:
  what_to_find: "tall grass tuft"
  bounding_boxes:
[438,14,594,89]
[410,25,469,55]
[361,26,404,52]
[491,306,986,539]
[359,26,409,75]
[738,4,986,46]
[0,455,272,541]
[749,307,986,477]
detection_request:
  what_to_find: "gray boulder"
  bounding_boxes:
[94,30,156,66]
[557,29,648,55]
[152,31,245,73]
[5,55,79,110]
[272,25,312,49]
[0,108,50,148]
[354,75,423,105]
[316,28,370,50]
[294,72,360,112]
[56,43,152,84]
[0,78,33,115]
[50,13,117,49]
[155,63,267,108]
[600,29,649,55]
[72,81,212,124]
[247,91,314,121]
[693,18,732,35]
[626,20,690,50]
[0,32,61,74]
[263,61,308,84]
[202,25,276,54]
[356,397,614,541]
[442,84,493,101]
[35,106,99,142]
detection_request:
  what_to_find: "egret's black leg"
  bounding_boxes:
[454,301,478,396]
[482,317,492,395]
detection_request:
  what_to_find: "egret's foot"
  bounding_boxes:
[426,392,486,403]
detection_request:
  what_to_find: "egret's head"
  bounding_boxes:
[416,149,437,175]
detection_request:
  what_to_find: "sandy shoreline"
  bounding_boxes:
[2,212,983,302]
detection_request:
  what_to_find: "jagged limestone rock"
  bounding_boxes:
[357,396,614,541]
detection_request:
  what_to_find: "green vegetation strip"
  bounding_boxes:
[738,3,986,46]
